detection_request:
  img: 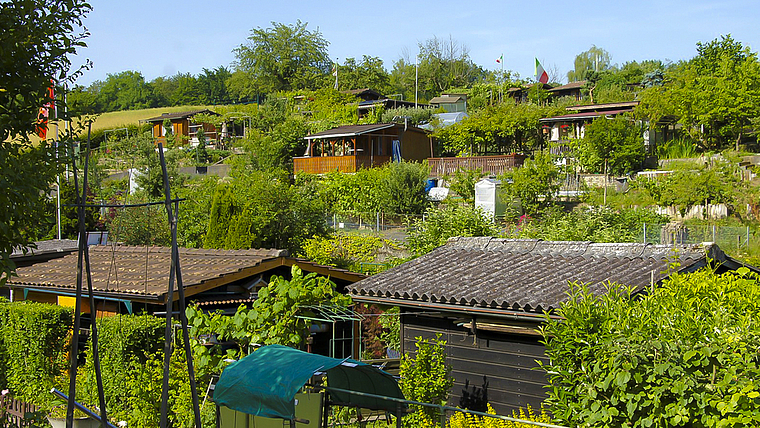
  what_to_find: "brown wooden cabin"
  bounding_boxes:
[295,123,432,174]
[547,80,585,101]
[144,109,219,146]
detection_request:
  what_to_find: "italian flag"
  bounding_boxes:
[496,54,503,64]
[535,58,549,84]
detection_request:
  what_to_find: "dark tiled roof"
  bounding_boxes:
[548,81,586,91]
[540,108,634,122]
[347,238,721,314]
[9,245,286,301]
[429,96,465,104]
[305,123,429,140]
[143,109,216,123]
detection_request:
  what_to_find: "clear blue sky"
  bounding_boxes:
[72,0,760,87]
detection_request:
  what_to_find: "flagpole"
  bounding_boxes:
[415,53,418,109]
[499,53,503,103]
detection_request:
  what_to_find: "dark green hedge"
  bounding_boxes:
[0,299,72,403]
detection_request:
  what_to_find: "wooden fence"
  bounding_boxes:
[428,154,526,177]
[294,155,391,174]
[0,394,40,427]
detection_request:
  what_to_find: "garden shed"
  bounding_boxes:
[346,237,758,414]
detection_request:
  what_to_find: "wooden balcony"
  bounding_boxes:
[294,155,392,174]
[428,154,527,177]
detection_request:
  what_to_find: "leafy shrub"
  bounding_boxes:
[381,107,435,126]
[300,233,401,272]
[503,151,560,214]
[541,267,760,427]
[0,300,72,403]
[187,266,351,376]
[446,168,486,205]
[400,335,454,427]
[379,161,431,216]
[408,203,498,255]
[448,404,552,428]
[511,206,668,243]
[106,204,171,246]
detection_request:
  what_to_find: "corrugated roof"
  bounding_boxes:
[304,123,398,140]
[429,96,465,104]
[143,109,216,123]
[11,239,78,258]
[8,245,287,302]
[540,108,634,122]
[347,238,725,314]
[548,81,586,92]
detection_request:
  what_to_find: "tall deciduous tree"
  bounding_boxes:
[97,70,158,112]
[638,35,760,150]
[336,56,391,95]
[391,36,484,102]
[0,0,91,284]
[567,45,612,82]
[232,20,331,95]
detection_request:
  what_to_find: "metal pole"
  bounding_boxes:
[643,223,646,244]
[415,54,418,108]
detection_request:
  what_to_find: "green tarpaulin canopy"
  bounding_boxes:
[214,345,406,421]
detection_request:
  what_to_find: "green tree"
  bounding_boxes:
[566,45,612,82]
[573,115,644,176]
[391,36,484,102]
[638,35,760,151]
[96,70,158,112]
[204,171,328,253]
[337,56,392,95]
[197,66,232,104]
[232,20,330,95]
[379,161,430,215]
[0,0,91,284]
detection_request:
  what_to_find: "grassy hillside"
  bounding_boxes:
[22,105,212,144]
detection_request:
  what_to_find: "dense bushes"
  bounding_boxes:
[542,267,760,427]
[0,300,72,402]
[407,203,498,255]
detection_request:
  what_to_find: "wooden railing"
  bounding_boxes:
[0,394,40,427]
[427,154,527,177]
[294,155,392,174]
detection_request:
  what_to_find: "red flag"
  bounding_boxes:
[36,80,55,139]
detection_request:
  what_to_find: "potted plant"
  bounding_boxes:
[46,404,101,428]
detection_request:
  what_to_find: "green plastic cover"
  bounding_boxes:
[214,345,406,420]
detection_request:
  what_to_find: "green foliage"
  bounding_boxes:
[107,204,171,246]
[573,115,645,175]
[448,404,552,428]
[301,233,398,272]
[380,161,430,216]
[631,161,740,211]
[381,107,436,127]
[638,35,760,151]
[446,168,486,205]
[378,306,401,354]
[0,300,72,403]
[187,266,351,375]
[175,176,219,248]
[315,168,387,217]
[119,134,185,199]
[96,71,159,112]
[204,171,328,253]
[336,56,392,95]
[390,36,484,102]
[0,0,90,284]
[567,45,612,83]
[232,20,330,95]
[400,335,454,425]
[433,101,563,156]
[408,203,498,255]
[542,267,760,427]
[505,151,561,214]
[50,181,98,240]
[512,206,668,243]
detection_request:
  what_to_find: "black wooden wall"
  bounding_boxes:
[400,312,549,416]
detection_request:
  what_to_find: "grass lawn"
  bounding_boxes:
[20,105,213,145]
